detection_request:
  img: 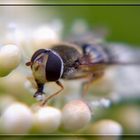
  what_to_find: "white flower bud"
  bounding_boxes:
[116,105,140,133]
[0,102,33,134]
[33,106,62,133]
[32,26,59,50]
[0,71,31,96]
[0,44,21,77]
[90,119,123,135]
[62,100,91,131]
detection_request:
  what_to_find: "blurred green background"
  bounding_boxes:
[32,0,140,46]
[54,6,140,46]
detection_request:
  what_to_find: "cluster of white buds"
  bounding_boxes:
[0,18,139,135]
[0,99,92,134]
[0,23,120,135]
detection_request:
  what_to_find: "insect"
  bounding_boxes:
[26,41,140,106]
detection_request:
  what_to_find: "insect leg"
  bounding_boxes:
[41,80,64,106]
[82,71,104,97]
[34,81,45,98]
[66,74,90,80]
[81,73,93,97]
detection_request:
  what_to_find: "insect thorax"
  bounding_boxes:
[51,44,81,79]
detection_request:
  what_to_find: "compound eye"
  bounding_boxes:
[31,49,47,62]
[45,51,63,81]
[26,49,47,67]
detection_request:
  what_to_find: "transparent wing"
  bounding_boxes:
[78,43,140,102]
[107,43,140,64]
[105,43,140,100]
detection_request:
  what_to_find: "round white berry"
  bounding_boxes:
[90,119,123,135]
[0,102,33,134]
[33,106,62,133]
[0,44,21,77]
[62,100,91,131]
[32,26,59,50]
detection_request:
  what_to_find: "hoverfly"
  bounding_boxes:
[26,33,140,106]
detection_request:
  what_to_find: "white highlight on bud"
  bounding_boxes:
[62,100,91,131]
[0,44,21,77]
[0,102,33,134]
[33,106,62,133]
[90,119,123,135]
